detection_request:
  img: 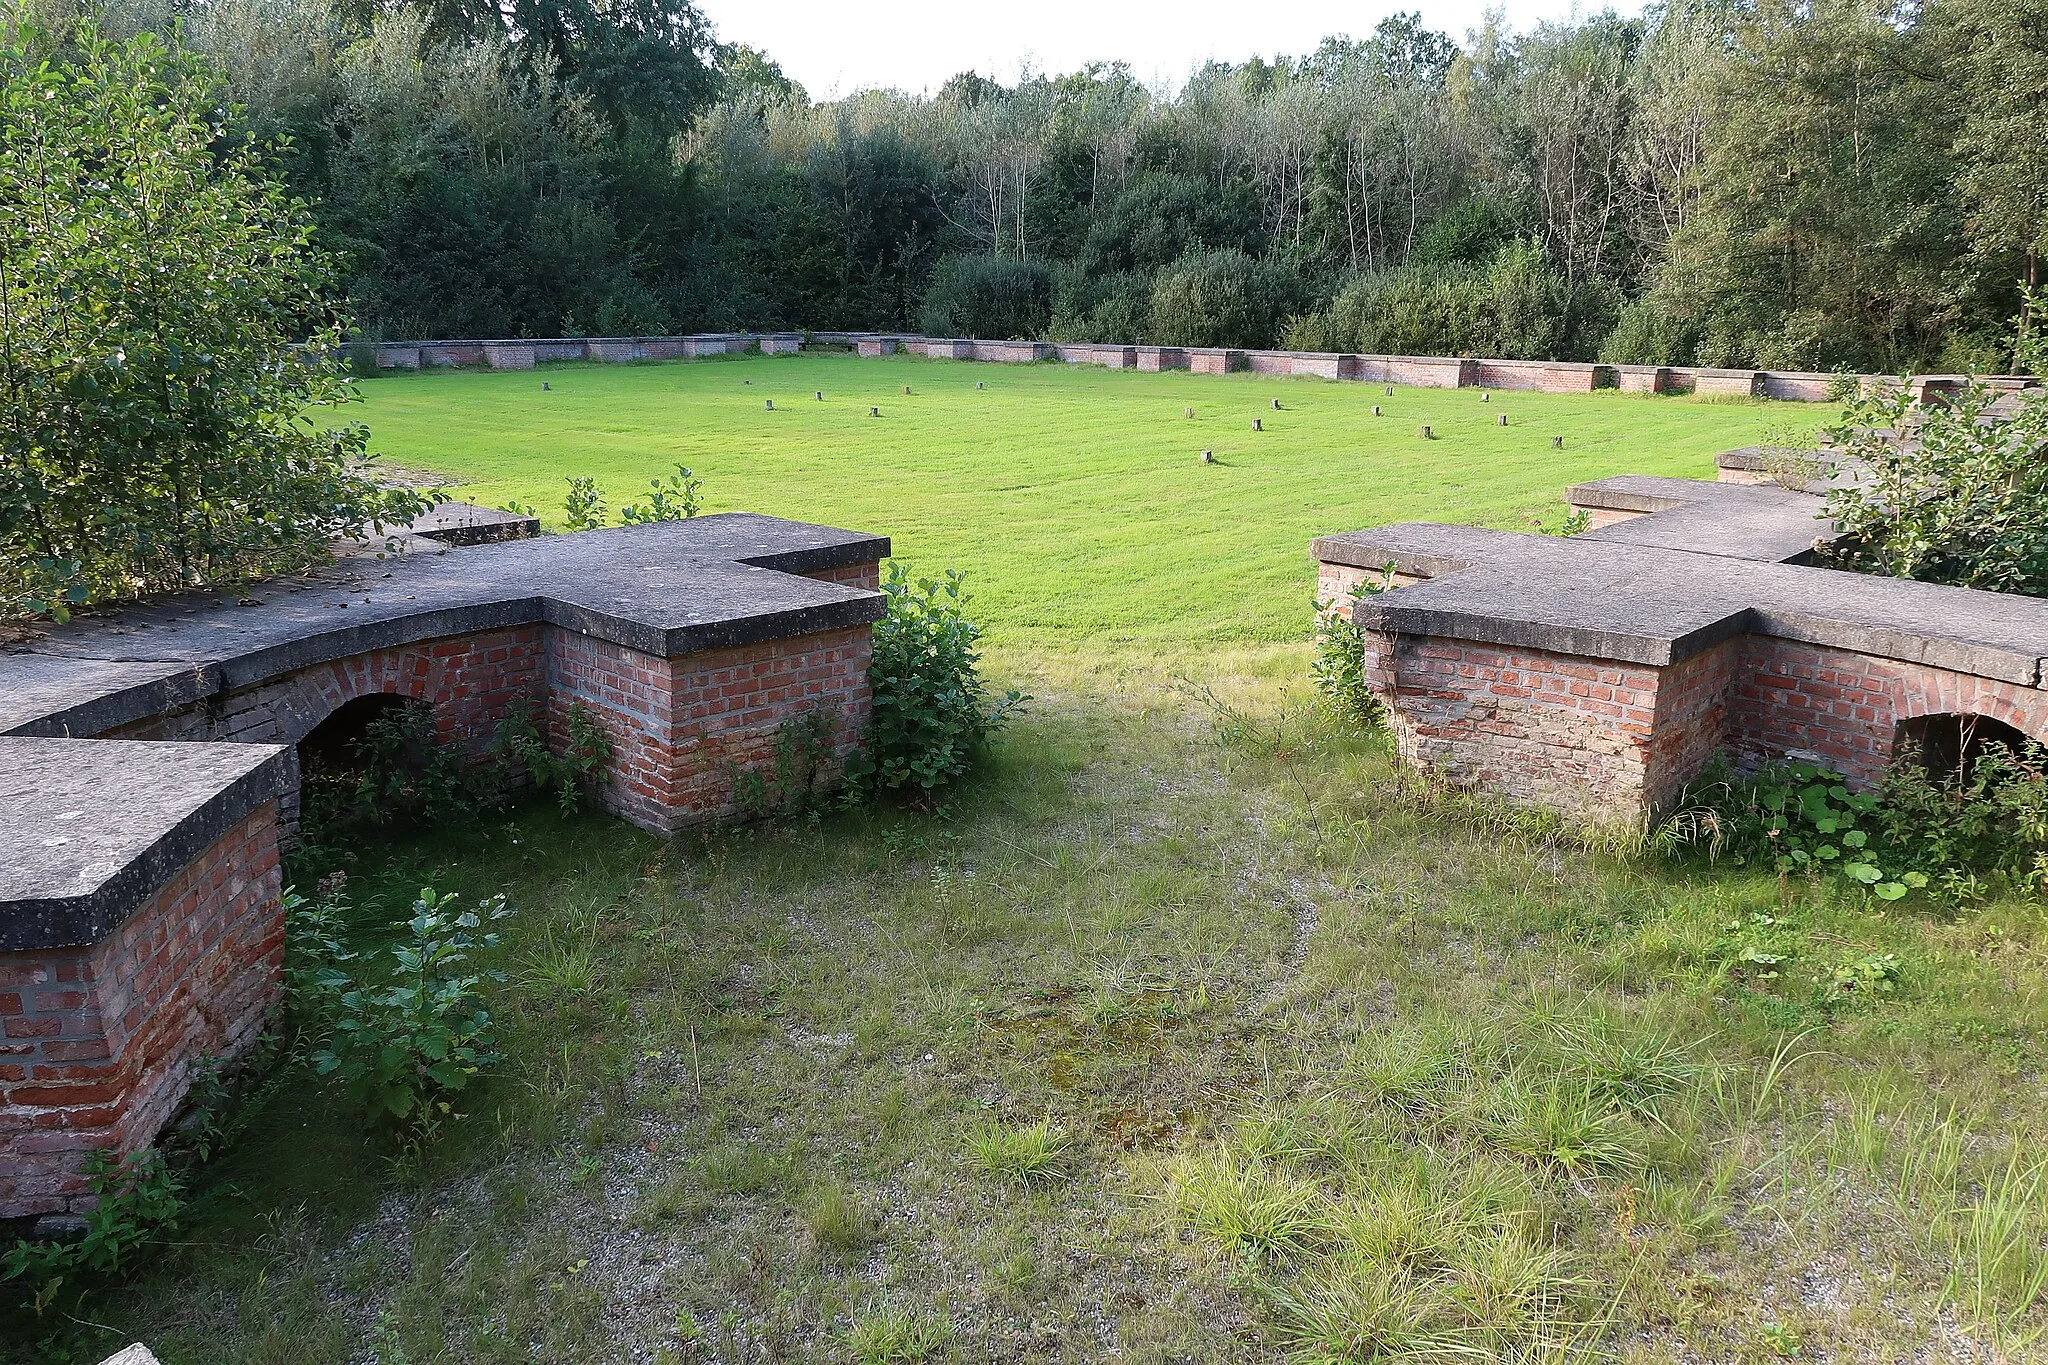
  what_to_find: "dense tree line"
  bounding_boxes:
[23,0,2048,372]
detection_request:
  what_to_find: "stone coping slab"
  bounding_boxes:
[0,738,295,951]
[2,514,890,738]
[1314,519,2048,682]
[1566,475,1833,563]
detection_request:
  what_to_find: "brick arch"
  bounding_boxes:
[276,655,439,748]
[273,628,549,752]
[1880,671,2048,754]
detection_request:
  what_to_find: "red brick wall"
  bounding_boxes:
[547,625,874,833]
[1368,634,1665,817]
[1,803,283,1218]
[1727,639,2048,785]
[107,626,546,754]
[805,562,882,591]
[1469,360,1602,393]
[1360,623,2048,822]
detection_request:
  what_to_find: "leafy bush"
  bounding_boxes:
[0,23,426,620]
[619,464,704,522]
[1148,248,1296,350]
[1312,568,1394,730]
[1660,743,2048,905]
[564,476,609,531]
[306,887,514,1130]
[1598,295,1703,366]
[919,253,1053,339]
[0,1150,183,1288]
[301,699,480,835]
[732,709,837,817]
[1077,171,1264,278]
[1820,382,2048,596]
[495,701,614,815]
[857,565,1024,794]
[1327,240,1581,359]
[1046,265,1152,343]
[302,696,614,837]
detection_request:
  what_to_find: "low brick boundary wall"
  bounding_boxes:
[2,742,293,1218]
[366,331,2035,402]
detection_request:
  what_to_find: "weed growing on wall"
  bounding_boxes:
[732,708,837,818]
[855,566,1025,796]
[1,1150,184,1299]
[1660,744,2048,907]
[1311,566,1394,731]
[495,701,614,815]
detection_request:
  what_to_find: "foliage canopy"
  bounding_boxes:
[0,19,423,618]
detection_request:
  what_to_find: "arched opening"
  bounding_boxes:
[298,693,422,771]
[1894,712,2036,780]
[297,694,448,834]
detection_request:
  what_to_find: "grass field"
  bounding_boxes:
[13,358,2048,1365]
[355,353,1794,650]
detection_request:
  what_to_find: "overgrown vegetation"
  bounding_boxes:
[302,697,614,837]
[1822,384,2048,596]
[1311,569,1394,730]
[301,886,516,1132]
[16,658,2048,1362]
[0,19,425,619]
[856,565,1024,796]
[1664,741,2048,909]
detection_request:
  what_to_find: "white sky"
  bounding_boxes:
[696,0,1629,100]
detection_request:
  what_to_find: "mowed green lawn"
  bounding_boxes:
[358,353,1797,649]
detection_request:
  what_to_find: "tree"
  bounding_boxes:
[0,20,424,618]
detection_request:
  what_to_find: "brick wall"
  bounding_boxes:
[1368,634,1665,817]
[1614,366,1670,394]
[548,625,873,833]
[1,803,283,1218]
[1187,349,1246,374]
[1470,360,1605,392]
[1359,622,2048,822]
[1726,639,2048,784]
[110,627,547,757]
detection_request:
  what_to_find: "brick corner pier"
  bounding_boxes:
[1314,473,2048,825]
[1,511,886,1218]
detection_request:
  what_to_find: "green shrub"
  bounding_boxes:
[1148,247,1295,349]
[856,565,1024,795]
[1327,240,1581,360]
[563,476,609,531]
[1659,743,2048,906]
[0,1149,183,1288]
[919,253,1053,339]
[1311,570,1393,730]
[306,887,514,1130]
[0,23,427,620]
[494,701,614,815]
[619,463,703,523]
[301,699,482,835]
[1820,381,2048,596]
